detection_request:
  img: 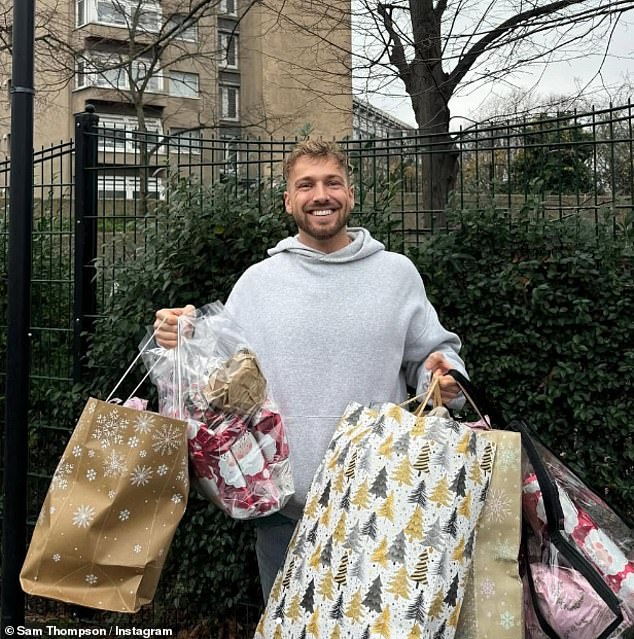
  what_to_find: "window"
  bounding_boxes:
[167,13,197,41]
[221,137,240,173]
[75,54,163,93]
[169,128,202,154]
[76,0,86,26]
[98,175,163,199]
[169,71,199,98]
[219,84,239,121]
[219,32,238,69]
[77,0,161,32]
[219,0,237,16]
[97,114,163,153]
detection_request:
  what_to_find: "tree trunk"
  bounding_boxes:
[411,77,458,230]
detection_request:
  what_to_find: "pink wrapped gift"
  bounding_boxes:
[523,473,634,608]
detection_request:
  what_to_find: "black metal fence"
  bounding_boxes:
[1,101,633,630]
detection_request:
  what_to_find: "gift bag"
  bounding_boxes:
[144,302,293,520]
[515,419,634,639]
[255,375,496,639]
[20,339,189,613]
[456,429,524,639]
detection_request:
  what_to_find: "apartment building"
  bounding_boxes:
[0,0,353,194]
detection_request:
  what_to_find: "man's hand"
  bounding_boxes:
[153,305,196,349]
[424,351,461,404]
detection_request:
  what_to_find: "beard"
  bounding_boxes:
[292,208,350,241]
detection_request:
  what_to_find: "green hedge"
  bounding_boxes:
[408,205,633,520]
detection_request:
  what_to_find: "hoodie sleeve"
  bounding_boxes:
[400,263,467,408]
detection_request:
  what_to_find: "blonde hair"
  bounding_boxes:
[283,139,350,182]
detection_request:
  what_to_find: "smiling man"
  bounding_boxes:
[154,139,467,601]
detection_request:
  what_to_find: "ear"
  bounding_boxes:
[349,185,355,209]
[283,191,292,214]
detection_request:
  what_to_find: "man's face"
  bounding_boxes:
[284,155,354,253]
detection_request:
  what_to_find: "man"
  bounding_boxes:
[154,139,466,601]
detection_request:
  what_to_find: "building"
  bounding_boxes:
[352,97,415,140]
[0,0,353,194]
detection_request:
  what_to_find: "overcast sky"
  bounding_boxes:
[361,7,634,128]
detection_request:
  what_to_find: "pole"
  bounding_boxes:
[73,106,99,382]
[1,0,35,629]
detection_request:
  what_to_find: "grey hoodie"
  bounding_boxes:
[225,227,465,519]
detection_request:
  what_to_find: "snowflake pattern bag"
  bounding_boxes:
[20,397,189,613]
[255,386,496,639]
[456,429,524,638]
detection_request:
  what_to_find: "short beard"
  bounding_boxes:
[293,210,350,241]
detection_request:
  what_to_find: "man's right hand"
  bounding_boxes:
[153,304,196,349]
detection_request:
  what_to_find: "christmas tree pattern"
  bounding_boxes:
[394,430,410,455]
[370,536,390,568]
[351,479,371,509]
[413,442,432,474]
[392,456,414,486]
[334,552,349,587]
[371,605,392,639]
[362,575,383,613]
[377,432,394,458]
[410,548,432,587]
[377,493,395,521]
[344,450,357,479]
[361,512,378,540]
[387,530,407,564]
[386,565,411,600]
[369,466,389,498]
[344,589,364,622]
[253,398,495,639]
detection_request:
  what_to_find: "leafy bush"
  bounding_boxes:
[408,205,634,520]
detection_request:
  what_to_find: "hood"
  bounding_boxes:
[267,227,384,264]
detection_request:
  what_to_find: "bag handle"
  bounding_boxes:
[106,318,166,403]
[401,369,494,424]
[399,374,443,416]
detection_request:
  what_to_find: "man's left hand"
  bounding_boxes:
[424,352,462,404]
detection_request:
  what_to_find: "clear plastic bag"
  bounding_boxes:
[143,302,294,519]
[515,421,634,639]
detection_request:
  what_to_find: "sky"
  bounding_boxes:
[359,5,634,129]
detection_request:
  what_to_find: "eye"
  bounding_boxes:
[297,182,312,190]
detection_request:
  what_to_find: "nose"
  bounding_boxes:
[312,181,329,202]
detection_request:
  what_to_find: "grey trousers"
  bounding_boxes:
[254,512,297,602]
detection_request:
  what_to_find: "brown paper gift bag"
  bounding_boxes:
[456,429,523,638]
[20,397,189,613]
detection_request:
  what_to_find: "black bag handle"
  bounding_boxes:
[445,369,507,428]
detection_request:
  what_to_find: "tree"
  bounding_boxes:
[279,0,634,216]
[510,113,595,193]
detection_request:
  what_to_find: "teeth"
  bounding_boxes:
[311,210,333,216]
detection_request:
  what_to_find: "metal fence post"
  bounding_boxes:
[1,0,35,630]
[73,106,99,382]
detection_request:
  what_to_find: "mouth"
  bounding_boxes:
[307,208,336,217]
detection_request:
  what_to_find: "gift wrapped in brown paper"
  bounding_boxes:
[21,387,189,610]
[203,348,267,414]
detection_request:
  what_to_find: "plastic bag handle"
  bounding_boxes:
[106,318,166,403]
